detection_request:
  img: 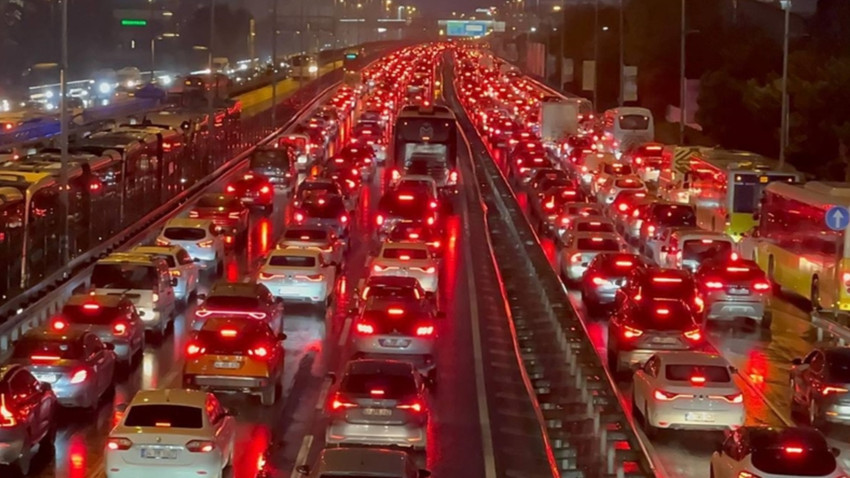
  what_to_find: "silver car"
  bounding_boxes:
[292,194,350,239]
[558,232,625,282]
[11,328,117,410]
[277,226,344,266]
[696,259,770,324]
[326,359,428,450]
[351,299,438,382]
[257,249,337,306]
[57,294,145,366]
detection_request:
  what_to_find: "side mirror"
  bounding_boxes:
[105,342,116,351]
[418,470,432,478]
[277,332,287,341]
[327,372,337,384]
[791,358,803,366]
[170,278,178,287]
[295,465,311,475]
[728,366,738,374]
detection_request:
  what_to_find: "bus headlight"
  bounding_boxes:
[308,65,318,73]
[98,82,112,94]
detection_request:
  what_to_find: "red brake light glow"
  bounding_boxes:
[83,303,100,310]
[220,328,238,338]
[387,307,405,316]
[416,325,435,336]
[356,323,374,334]
[652,277,682,284]
[784,446,804,454]
[822,386,848,395]
[690,375,706,385]
[623,326,643,339]
[51,319,68,331]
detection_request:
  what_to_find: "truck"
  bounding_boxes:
[540,101,578,144]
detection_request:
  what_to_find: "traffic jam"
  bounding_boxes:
[452,45,850,478]
[0,45,464,478]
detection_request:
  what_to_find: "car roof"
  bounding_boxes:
[270,248,321,258]
[97,252,160,265]
[315,447,412,475]
[65,293,126,308]
[129,388,209,407]
[164,218,213,228]
[344,358,416,376]
[381,241,430,251]
[655,351,730,367]
[23,327,87,341]
[366,276,421,288]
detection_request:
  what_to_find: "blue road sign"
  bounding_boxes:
[826,205,850,231]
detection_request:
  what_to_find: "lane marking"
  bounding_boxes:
[316,377,332,410]
[461,164,499,478]
[338,316,352,347]
[291,434,314,476]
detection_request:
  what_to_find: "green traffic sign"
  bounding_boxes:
[121,19,148,26]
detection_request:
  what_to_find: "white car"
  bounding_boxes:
[558,232,625,282]
[555,202,605,237]
[632,351,744,436]
[369,242,439,296]
[105,389,236,478]
[590,158,634,196]
[131,245,200,302]
[157,218,225,274]
[710,426,845,478]
[657,229,736,271]
[277,226,345,267]
[597,176,646,205]
[257,248,336,306]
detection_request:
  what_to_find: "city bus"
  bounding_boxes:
[662,148,801,240]
[753,181,850,312]
[391,104,459,198]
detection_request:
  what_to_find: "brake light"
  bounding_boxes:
[340,214,349,224]
[654,390,681,401]
[690,375,706,385]
[784,446,804,454]
[226,185,236,193]
[31,355,61,362]
[694,295,705,313]
[248,312,267,320]
[250,346,269,358]
[652,277,682,284]
[822,386,849,396]
[623,325,643,339]
[331,393,357,410]
[591,276,607,286]
[197,240,213,248]
[220,328,238,338]
[259,271,282,280]
[295,274,324,282]
[113,322,127,335]
[647,225,656,235]
[449,170,458,183]
[753,281,770,292]
[106,437,133,451]
[376,214,384,226]
[186,342,203,356]
[684,328,702,342]
[416,325,435,336]
[387,307,405,316]
[713,393,744,404]
[544,201,555,210]
[189,210,200,218]
[356,321,375,335]
[570,253,582,263]
[397,400,423,413]
[186,440,216,453]
[156,238,171,246]
[618,203,629,212]
[70,369,88,384]
[294,212,305,223]
[195,309,211,318]
[737,472,760,478]
[614,260,633,267]
[705,281,724,289]
[228,212,241,219]
[655,307,670,316]
[51,318,68,331]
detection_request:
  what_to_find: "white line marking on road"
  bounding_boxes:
[316,377,332,410]
[461,175,498,478]
[291,434,314,476]
[338,317,352,347]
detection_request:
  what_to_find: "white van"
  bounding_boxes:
[601,107,655,158]
[90,252,177,340]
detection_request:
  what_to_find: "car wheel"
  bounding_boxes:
[643,405,658,438]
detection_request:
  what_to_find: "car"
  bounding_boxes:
[624,142,666,183]
[632,351,744,436]
[591,160,635,197]
[580,253,642,315]
[387,220,444,257]
[292,194,351,239]
[622,201,655,241]
[608,190,650,222]
[53,294,145,366]
[183,317,287,405]
[370,242,439,297]
[558,232,624,283]
[90,252,178,340]
[607,298,704,375]
[131,245,200,303]
[322,157,363,197]
[375,189,439,239]
[336,144,377,180]
[638,203,697,255]
[531,186,584,234]
[278,226,344,266]
[657,229,736,272]
[226,172,274,210]
[194,281,284,333]
[509,150,552,186]
[561,217,617,242]
[353,276,433,312]
[790,347,850,426]
[257,248,337,306]
[710,426,845,478]
[352,299,439,382]
[105,389,237,478]
[0,364,58,475]
[578,152,617,189]
[325,359,428,449]
[527,168,570,194]
[597,176,646,205]
[555,202,605,237]
[293,447,432,478]
[10,328,117,410]
[616,267,705,319]
[293,177,347,209]
[249,146,297,191]
[277,133,312,171]
[157,218,226,273]
[696,258,771,325]
[189,193,249,244]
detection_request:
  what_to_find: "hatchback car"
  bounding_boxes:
[184,317,286,405]
[790,347,850,426]
[54,294,145,367]
[558,232,624,283]
[0,364,58,475]
[105,389,236,478]
[695,258,770,325]
[580,253,642,315]
[131,245,200,303]
[226,172,274,210]
[278,226,344,266]
[258,248,336,306]
[325,359,428,449]
[369,242,439,296]
[157,218,225,273]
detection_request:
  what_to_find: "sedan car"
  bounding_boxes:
[791,346,850,426]
[157,218,225,273]
[695,258,770,326]
[325,359,428,449]
[189,193,249,243]
[558,232,624,283]
[387,221,444,257]
[580,252,642,315]
[10,328,116,410]
[257,248,336,306]
[195,281,284,333]
[54,294,145,367]
[0,365,58,476]
[370,242,439,297]
[278,226,344,266]
[632,351,744,437]
[292,194,351,239]
[105,389,236,478]
[226,172,274,210]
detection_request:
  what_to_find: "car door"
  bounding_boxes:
[634,356,659,412]
[207,394,235,457]
[9,369,46,444]
[714,431,743,478]
[84,334,111,395]
[159,262,177,315]
[177,249,197,293]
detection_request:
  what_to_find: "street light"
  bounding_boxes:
[779,0,791,168]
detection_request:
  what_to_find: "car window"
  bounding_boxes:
[163,227,207,241]
[576,238,620,251]
[204,295,260,309]
[91,264,157,290]
[9,370,40,403]
[12,337,84,360]
[124,404,204,428]
[268,255,317,268]
[61,303,123,324]
[341,372,418,398]
[149,253,176,268]
[664,365,731,383]
[177,249,194,265]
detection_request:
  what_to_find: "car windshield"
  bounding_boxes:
[619,114,650,130]
[283,229,328,241]
[12,337,83,360]
[576,238,620,251]
[367,286,419,300]
[124,405,204,429]
[91,264,157,290]
[575,222,615,233]
[197,196,242,209]
[268,255,316,267]
[750,430,836,476]
[342,371,418,398]
[61,304,123,325]
[163,227,207,241]
[382,248,429,260]
[665,364,731,383]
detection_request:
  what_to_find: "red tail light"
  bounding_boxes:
[250,346,270,358]
[376,214,384,226]
[189,210,200,218]
[51,318,68,331]
[226,185,236,193]
[70,369,88,384]
[228,212,241,219]
[449,170,458,183]
[617,203,629,212]
[713,393,744,404]
[331,392,357,410]
[590,276,607,286]
[654,390,682,401]
[690,375,706,385]
[753,281,770,292]
[106,437,133,451]
[623,325,643,339]
[186,440,216,453]
[822,386,849,396]
[186,342,204,357]
[340,214,349,224]
[31,355,61,362]
[295,274,324,282]
[113,322,128,336]
[294,212,305,223]
[416,325,435,336]
[705,281,724,289]
[397,400,424,413]
[426,216,436,226]
[356,322,375,334]
[684,328,703,342]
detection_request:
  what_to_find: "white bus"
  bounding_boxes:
[601,107,654,158]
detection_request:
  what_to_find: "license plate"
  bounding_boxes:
[728,288,750,295]
[378,338,411,348]
[651,337,680,345]
[685,412,715,423]
[363,408,392,416]
[214,361,241,369]
[243,197,254,203]
[33,373,57,383]
[141,447,178,460]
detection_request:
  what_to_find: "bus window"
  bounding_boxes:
[619,114,650,130]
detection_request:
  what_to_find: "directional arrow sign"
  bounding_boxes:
[826,205,850,231]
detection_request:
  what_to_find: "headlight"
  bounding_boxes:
[125,80,136,88]
[98,82,112,94]
[45,90,54,99]
[159,75,172,86]
[308,65,318,73]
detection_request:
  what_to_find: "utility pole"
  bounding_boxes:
[271,0,278,128]
[592,0,598,109]
[779,0,791,168]
[299,0,306,89]
[558,1,565,90]
[208,0,216,160]
[150,38,156,81]
[618,0,624,105]
[59,0,70,264]
[679,0,686,145]
[249,19,256,72]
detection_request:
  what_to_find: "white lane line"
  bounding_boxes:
[461,182,498,478]
[316,377,332,410]
[291,434,314,476]
[338,316,352,347]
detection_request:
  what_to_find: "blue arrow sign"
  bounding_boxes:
[826,205,850,231]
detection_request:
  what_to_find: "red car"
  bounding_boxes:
[226,172,274,210]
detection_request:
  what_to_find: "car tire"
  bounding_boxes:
[643,405,658,438]
[260,382,278,406]
[12,445,32,477]
[40,421,57,453]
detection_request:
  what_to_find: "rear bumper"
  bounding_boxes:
[184,374,272,392]
[648,404,744,430]
[0,428,27,465]
[705,300,765,321]
[325,420,427,449]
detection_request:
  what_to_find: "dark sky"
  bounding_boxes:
[245,0,491,22]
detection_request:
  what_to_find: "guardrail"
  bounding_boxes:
[446,62,659,477]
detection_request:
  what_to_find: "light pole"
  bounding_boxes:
[779,0,791,168]
[618,0,624,105]
[271,0,278,127]
[208,0,216,162]
[679,0,686,144]
[59,0,69,264]
[593,0,599,109]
